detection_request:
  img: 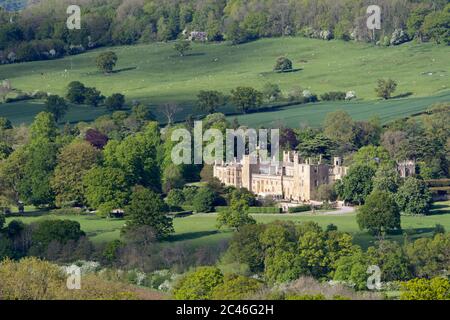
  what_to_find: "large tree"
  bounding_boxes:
[217,198,256,231]
[357,190,401,236]
[123,186,173,239]
[230,87,263,113]
[197,90,224,114]
[45,95,68,122]
[395,177,433,215]
[82,166,131,216]
[336,164,376,205]
[96,51,118,74]
[51,141,101,207]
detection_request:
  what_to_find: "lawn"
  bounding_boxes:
[1,37,449,126]
[5,201,450,250]
[232,90,450,128]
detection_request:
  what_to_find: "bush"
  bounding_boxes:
[320,91,346,101]
[173,267,224,300]
[288,205,311,213]
[193,188,216,213]
[274,57,293,72]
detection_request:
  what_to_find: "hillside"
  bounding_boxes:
[1,37,449,125]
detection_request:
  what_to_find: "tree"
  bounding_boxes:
[31,220,85,251]
[230,87,263,113]
[66,81,86,104]
[173,41,191,56]
[333,249,370,290]
[375,79,397,100]
[337,164,376,205]
[422,5,450,45]
[82,166,130,216]
[124,187,173,239]
[262,83,282,101]
[395,177,433,215]
[45,95,68,122]
[317,183,337,202]
[103,122,162,191]
[84,87,104,107]
[211,274,262,300]
[193,187,216,213]
[400,277,450,300]
[105,93,125,111]
[323,110,355,150]
[162,164,185,193]
[357,190,401,236]
[373,166,401,194]
[51,141,101,207]
[173,267,224,300]
[274,57,293,72]
[85,129,109,149]
[217,198,256,231]
[351,145,394,170]
[161,102,181,125]
[96,51,118,74]
[197,90,224,114]
[166,189,184,210]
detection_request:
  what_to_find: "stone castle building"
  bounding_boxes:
[213,151,349,202]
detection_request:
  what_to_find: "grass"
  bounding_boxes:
[1,37,449,126]
[5,201,450,250]
[232,90,450,128]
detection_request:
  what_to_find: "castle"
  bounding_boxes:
[214,152,417,203]
[213,151,349,203]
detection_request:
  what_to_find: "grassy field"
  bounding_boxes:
[1,37,449,125]
[6,201,450,250]
[233,90,450,128]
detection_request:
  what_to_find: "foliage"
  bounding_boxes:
[211,274,263,300]
[395,177,433,215]
[230,87,263,114]
[375,79,398,100]
[217,198,256,231]
[337,164,376,205]
[82,166,131,216]
[172,266,224,300]
[105,93,125,111]
[192,187,216,213]
[273,57,293,72]
[96,51,118,73]
[166,189,185,210]
[197,90,224,114]
[356,190,401,236]
[124,186,173,239]
[51,141,101,208]
[400,277,450,300]
[45,95,68,122]
[174,41,191,56]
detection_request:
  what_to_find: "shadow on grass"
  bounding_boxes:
[392,92,414,99]
[111,67,137,74]
[166,230,220,242]
[353,227,437,250]
[6,210,49,218]
[429,204,450,215]
[170,53,206,58]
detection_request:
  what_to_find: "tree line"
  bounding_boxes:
[0,0,449,64]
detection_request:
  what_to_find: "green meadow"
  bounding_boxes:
[1,37,449,125]
[6,201,450,250]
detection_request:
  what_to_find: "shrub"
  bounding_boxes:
[288,205,311,213]
[274,57,293,72]
[172,267,224,300]
[193,188,216,213]
[320,91,346,101]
